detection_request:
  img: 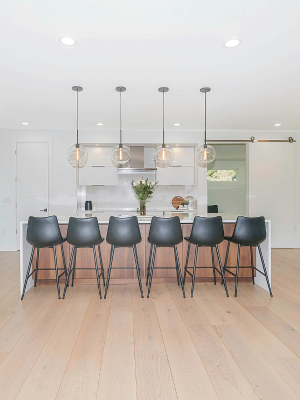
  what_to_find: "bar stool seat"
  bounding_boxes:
[146,216,185,298]
[223,216,272,297]
[63,217,105,299]
[183,216,229,297]
[104,216,143,298]
[21,216,68,300]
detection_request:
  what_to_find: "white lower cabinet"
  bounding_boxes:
[79,166,118,186]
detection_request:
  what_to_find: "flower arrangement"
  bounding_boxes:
[131,178,158,215]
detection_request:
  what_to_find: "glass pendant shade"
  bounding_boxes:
[112,86,130,168]
[68,144,88,168]
[197,86,216,168]
[197,144,216,167]
[155,145,174,168]
[111,144,130,167]
[68,85,88,168]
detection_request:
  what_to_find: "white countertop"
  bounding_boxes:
[21,212,270,225]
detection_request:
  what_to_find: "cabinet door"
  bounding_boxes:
[156,166,194,185]
[86,146,113,166]
[171,147,194,166]
[79,166,118,185]
[156,146,195,185]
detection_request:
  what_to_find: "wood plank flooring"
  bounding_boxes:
[0,249,300,399]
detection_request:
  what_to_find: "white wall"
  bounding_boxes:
[0,128,205,250]
[1,129,299,250]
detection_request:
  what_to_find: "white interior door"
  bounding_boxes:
[16,142,49,249]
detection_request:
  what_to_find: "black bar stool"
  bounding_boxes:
[104,216,143,299]
[146,216,185,298]
[63,217,105,299]
[223,216,272,297]
[183,216,229,297]
[21,216,67,300]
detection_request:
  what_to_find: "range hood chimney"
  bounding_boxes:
[118,146,156,171]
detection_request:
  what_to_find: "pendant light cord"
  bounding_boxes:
[162,91,165,146]
[204,91,207,148]
[76,90,79,145]
[120,91,122,146]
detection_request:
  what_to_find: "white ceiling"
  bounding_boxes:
[1,0,300,131]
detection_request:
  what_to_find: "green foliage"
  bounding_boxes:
[207,170,237,182]
[131,177,158,203]
[181,199,190,206]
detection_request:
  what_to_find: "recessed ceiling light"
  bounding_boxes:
[97,123,103,126]
[274,123,281,127]
[174,123,180,126]
[224,39,242,48]
[22,122,29,125]
[59,37,77,46]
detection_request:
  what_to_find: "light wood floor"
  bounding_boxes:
[0,250,300,399]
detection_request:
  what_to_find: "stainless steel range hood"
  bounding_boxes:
[118,146,156,172]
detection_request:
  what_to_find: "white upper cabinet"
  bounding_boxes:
[156,146,195,185]
[79,146,118,185]
[79,166,118,186]
[85,146,113,166]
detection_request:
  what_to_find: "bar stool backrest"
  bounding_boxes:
[232,216,266,246]
[189,216,224,246]
[106,216,141,247]
[148,216,183,247]
[67,217,102,247]
[27,215,63,248]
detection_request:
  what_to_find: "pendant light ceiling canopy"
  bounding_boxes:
[197,87,216,167]
[111,86,130,168]
[68,86,88,168]
[155,87,174,168]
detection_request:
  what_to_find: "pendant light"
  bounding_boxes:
[68,86,88,168]
[155,87,174,168]
[197,87,216,167]
[111,86,130,167]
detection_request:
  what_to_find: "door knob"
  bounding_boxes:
[40,208,47,212]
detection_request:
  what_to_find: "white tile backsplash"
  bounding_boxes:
[83,185,197,211]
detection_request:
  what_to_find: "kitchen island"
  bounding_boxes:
[20,212,271,295]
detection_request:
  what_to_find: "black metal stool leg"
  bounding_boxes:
[173,246,180,286]
[147,245,156,298]
[61,243,68,287]
[53,246,61,299]
[258,244,273,297]
[71,247,77,287]
[211,247,216,285]
[34,248,39,287]
[191,245,198,297]
[104,245,115,299]
[222,241,230,284]
[146,244,153,286]
[133,245,144,298]
[21,246,35,300]
[250,245,255,285]
[63,245,75,299]
[183,242,191,285]
[216,244,229,297]
[235,244,240,297]
[93,245,102,299]
[174,245,185,298]
[98,244,105,287]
